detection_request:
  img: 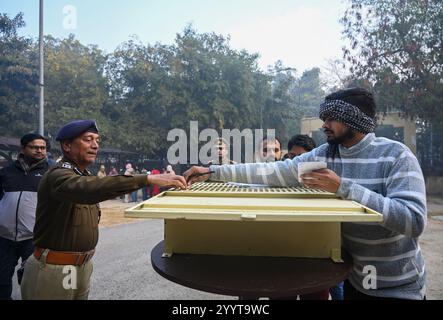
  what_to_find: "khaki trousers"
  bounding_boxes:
[20,250,93,300]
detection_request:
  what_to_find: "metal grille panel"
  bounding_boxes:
[173,181,332,194]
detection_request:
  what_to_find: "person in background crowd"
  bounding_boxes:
[208,138,236,165]
[108,167,118,176]
[257,137,282,162]
[123,163,135,203]
[283,134,316,160]
[0,133,50,300]
[97,165,107,178]
[150,168,161,197]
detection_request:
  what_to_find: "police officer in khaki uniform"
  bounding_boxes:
[20,120,187,300]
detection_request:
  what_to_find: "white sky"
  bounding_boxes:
[224,4,346,72]
[4,0,348,73]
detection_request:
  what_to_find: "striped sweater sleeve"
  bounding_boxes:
[336,150,427,238]
[209,149,318,187]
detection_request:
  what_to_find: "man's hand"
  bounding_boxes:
[147,174,187,190]
[301,168,341,193]
[183,166,212,185]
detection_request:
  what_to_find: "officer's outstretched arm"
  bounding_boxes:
[50,168,148,204]
[147,174,187,190]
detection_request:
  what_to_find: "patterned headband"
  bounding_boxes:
[319,99,375,134]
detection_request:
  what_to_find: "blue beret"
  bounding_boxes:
[55,120,99,141]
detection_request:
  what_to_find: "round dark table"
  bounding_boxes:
[151,241,352,298]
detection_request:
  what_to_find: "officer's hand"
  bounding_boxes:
[183,166,212,185]
[301,168,341,193]
[147,174,187,190]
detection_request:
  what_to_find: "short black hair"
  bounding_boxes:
[262,136,282,148]
[20,133,46,147]
[288,134,316,152]
[325,87,376,119]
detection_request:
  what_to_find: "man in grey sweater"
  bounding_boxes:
[184,87,427,300]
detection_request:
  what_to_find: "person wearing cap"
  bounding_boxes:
[0,133,50,300]
[185,88,427,300]
[20,120,187,300]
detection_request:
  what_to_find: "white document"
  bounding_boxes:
[297,161,327,182]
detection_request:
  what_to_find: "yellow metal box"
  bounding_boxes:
[125,182,383,262]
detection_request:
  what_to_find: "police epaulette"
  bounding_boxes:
[61,162,73,169]
[60,162,83,176]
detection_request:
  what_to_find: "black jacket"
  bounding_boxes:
[0,157,49,241]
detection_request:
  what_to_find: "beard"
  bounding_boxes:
[324,126,357,159]
[325,127,356,146]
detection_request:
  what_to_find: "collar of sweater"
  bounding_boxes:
[338,133,375,157]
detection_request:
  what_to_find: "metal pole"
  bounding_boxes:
[260,105,263,129]
[38,0,44,135]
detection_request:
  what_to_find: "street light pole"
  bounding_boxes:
[260,104,263,129]
[38,0,44,135]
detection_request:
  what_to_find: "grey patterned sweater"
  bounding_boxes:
[209,133,427,300]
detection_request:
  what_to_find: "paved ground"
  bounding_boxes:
[88,219,232,300]
[11,211,232,300]
[420,196,443,300]
[11,198,443,300]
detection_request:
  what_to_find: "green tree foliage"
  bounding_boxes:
[1,14,326,157]
[264,64,325,143]
[294,68,325,117]
[105,26,268,155]
[0,13,38,136]
[341,0,443,174]
[264,62,296,141]
[43,34,109,140]
[341,0,443,122]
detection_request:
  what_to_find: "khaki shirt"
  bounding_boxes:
[33,158,148,252]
